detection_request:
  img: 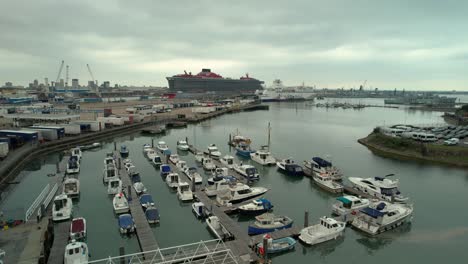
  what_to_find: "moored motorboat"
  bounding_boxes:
[133,182,147,195]
[66,156,80,174]
[206,216,234,241]
[145,206,160,224]
[299,216,346,245]
[169,154,180,164]
[152,156,162,168]
[194,152,204,163]
[304,157,343,181]
[64,241,89,264]
[205,144,222,159]
[250,145,276,166]
[70,217,87,241]
[202,157,216,170]
[176,160,188,171]
[192,202,210,219]
[118,214,136,234]
[70,147,82,161]
[248,213,293,235]
[348,175,408,203]
[166,173,180,188]
[160,164,171,178]
[146,148,158,161]
[103,162,118,183]
[184,167,203,184]
[177,182,194,201]
[238,198,273,215]
[233,164,259,181]
[235,142,255,158]
[332,195,370,216]
[313,173,343,194]
[139,194,155,209]
[63,177,80,198]
[107,178,122,195]
[256,235,296,255]
[218,183,268,203]
[276,158,304,176]
[113,192,129,214]
[156,141,169,153]
[120,145,129,157]
[53,194,73,222]
[177,140,189,151]
[220,155,236,169]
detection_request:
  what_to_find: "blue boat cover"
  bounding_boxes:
[118,214,133,228]
[131,173,141,183]
[139,194,154,205]
[121,145,127,151]
[360,207,386,218]
[145,208,160,221]
[258,198,273,210]
[376,202,386,211]
[312,157,332,167]
[161,165,171,173]
[336,197,352,204]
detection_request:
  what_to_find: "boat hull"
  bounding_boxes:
[248,222,293,235]
[352,213,412,235]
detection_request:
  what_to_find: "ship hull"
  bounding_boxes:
[167,77,263,93]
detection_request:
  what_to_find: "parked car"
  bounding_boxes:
[444,138,460,146]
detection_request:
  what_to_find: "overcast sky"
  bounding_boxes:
[1,0,467,90]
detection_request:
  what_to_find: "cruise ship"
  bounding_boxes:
[256,79,315,102]
[167,69,263,93]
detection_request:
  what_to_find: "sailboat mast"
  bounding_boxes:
[267,122,271,148]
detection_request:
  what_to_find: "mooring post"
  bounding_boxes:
[118,158,121,170]
[229,134,232,145]
[127,185,132,201]
[191,175,196,192]
[263,235,269,262]
[56,162,60,173]
[304,211,309,228]
[185,136,188,144]
[151,139,154,148]
[114,142,117,151]
[119,246,125,264]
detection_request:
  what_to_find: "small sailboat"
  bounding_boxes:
[248,213,293,235]
[70,217,87,241]
[120,145,129,157]
[177,182,194,201]
[145,206,160,224]
[205,144,222,159]
[64,241,89,264]
[133,182,147,195]
[113,193,129,214]
[118,214,136,234]
[143,143,152,154]
[160,164,171,178]
[299,216,346,245]
[238,198,273,215]
[256,235,296,255]
[192,202,210,219]
[166,173,180,188]
[63,177,80,198]
[107,178,122,195]
[313,173,343,194]
[206,216,234,241]
[220,155,236,169]
[202,157,216,171]
[139,194,155,209]
[276,158,304,176]
[52,194,73,222]
[177,140,189,150]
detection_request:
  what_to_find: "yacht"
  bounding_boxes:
[204,179,233,197]
[64,241,89,264]
[66,156,80,174]
[194,151,204,163]
[177,182,194,201]
[118,214,136,234]
[250,145,276,166]
[176,160,188,171]
[276,158,304,176]
[133,182,147,195]
[206,216,234,241]
[52,194,73,222]
[248,213,293,235]
[313,173,343,194]
[157,141,169,153]
[217,183,268,203]
[202,157,216,170]
[120,145,129,157]
[169,154,180,164]
[238,198,273,215]
[152,156,162,168]
[233,164,260,181]
[205,144,222,159]
[299,216,346,245]
[220,155,236,169]
[351,201,413,235]
[103,163,118,183]
[348,176,408,203]
[107,178,122,195]
[63,177,80,198]
[113,193,129,214]
[177,140,189,151]
[184,167,203,184]
[166,173,180,188]
[304,157,343,181]
[332,196,371,216]
[70,217,86,241]
[70,147,82,161]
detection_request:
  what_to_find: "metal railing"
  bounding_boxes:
[86,239,238,264]
[39,182,59,219]
[25,183,50,221]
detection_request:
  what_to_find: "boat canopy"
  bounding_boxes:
[258,198,273,209]
[360,207,386,218]
[161,165,171,173]
[145,208,160,221]
[118,214,133,228]
[71,218,85,233]
[139,194,154,205]
[188,167,197,172]
[312,157,332,167]
[336,197,352,205]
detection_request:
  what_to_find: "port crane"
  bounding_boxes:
[55,60,64,83]
[86,64,95,84]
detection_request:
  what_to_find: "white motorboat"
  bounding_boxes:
[348,175,408,203]
[192,202,210,219]
[113,192,130,214]
[122,158,132,166]
[169,154,180,164]
[299,216,346,245]
[217,183,268,203]
[304,157,343,181]
[238,198,274,215]
[248,213,293,235]
[52,194,73,222]
[107,178,122,195]
[157,141,169,153]
[64,241,89,264]
[220,155,236,169]
[250,145,276,166]
[126,165,138,176]
[332,195,370,216]
[176,160,188,171]
[204,179,233,197]
[205,144,222,159]
[70,217,87,241]
[143,143,152,154]
[177,140,189,151]
[177,182,194,201]
[233,164,260,181]
[133,182,147,195]
[206,216,234,241]
[313,173,343,194]
[63,177,80,198]
[184,167,203,184]
[166,173,180,188]
[351,201,413,235]
[103,163,118,183]
[104,156,115,167]
[70,147,82,161]
[202,157,216,170]
[66,156,80,174]
[146,148,158,161]
[276,158,304,176]
[194,151,204,163]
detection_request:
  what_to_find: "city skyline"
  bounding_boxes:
[1,1,468,90]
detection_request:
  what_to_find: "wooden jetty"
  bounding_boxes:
[47,221,70,264]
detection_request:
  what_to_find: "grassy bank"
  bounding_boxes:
[358,132,468,168]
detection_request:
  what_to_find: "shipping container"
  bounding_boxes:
[97,117,124,126]
[22,129,44,141]
[7,135,24,149]
[26,128,57,141]
[0,142,9,158]
[0,130,39,143]
[73,121,100,132]
[31,125,65,138]
[59,124,81,135]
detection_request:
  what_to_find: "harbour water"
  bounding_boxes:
[1,99,468,263]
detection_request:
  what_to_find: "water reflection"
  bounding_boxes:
[356,222,412,255]
[300,235,345,257]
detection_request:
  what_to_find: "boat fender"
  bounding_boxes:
[351,210,357,215]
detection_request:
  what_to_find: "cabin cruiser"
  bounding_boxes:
[205,144,222,159]
[143,143,152,153]
[104,156,115,167]
[139,194,155,209]
[133,182,147,195]
[113,192,130,214]
[126,165,138,176]
[152,156,162,168]
[236,142,255,158]
[70,147,82,161]
[64,241,89,264]
[332,196,371,216]
[53,194,73,222]
[220,155,236,169]
[145,206,160,224]
[202,157,216,170]
[66,156,80,174]
[177,182,194,201]
[176,160,188,171]
[207,174,236,187]
[276,158,304,176]
[351,201,413,235]
[63,177,80,198]
[192,202,211,219]
[118,214,136,234]
[204,179,233,197]
[70,217,87,241]
[184,167,203,184]
[103,163,118,183]
[146,148,158,161]
[233,164,260,181]
[304,157,343,181]
[313,173,343,194]
[299,216,346,245]
[206,216,234,241]
[256,235,296,255]
[166,173,180,188]
[216,183,268,203]
[194,152,204,163]
[250,145,276,166]
[238,198,273,215]
[160,164,171,178]
[348,176,408,203]
[120,145,129,157]
[169,154,180,164]
[207,167,230,184]
[248,213,293,235]
[107,178,122,195]
[157,141,169,153]
[177,140,189,151]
